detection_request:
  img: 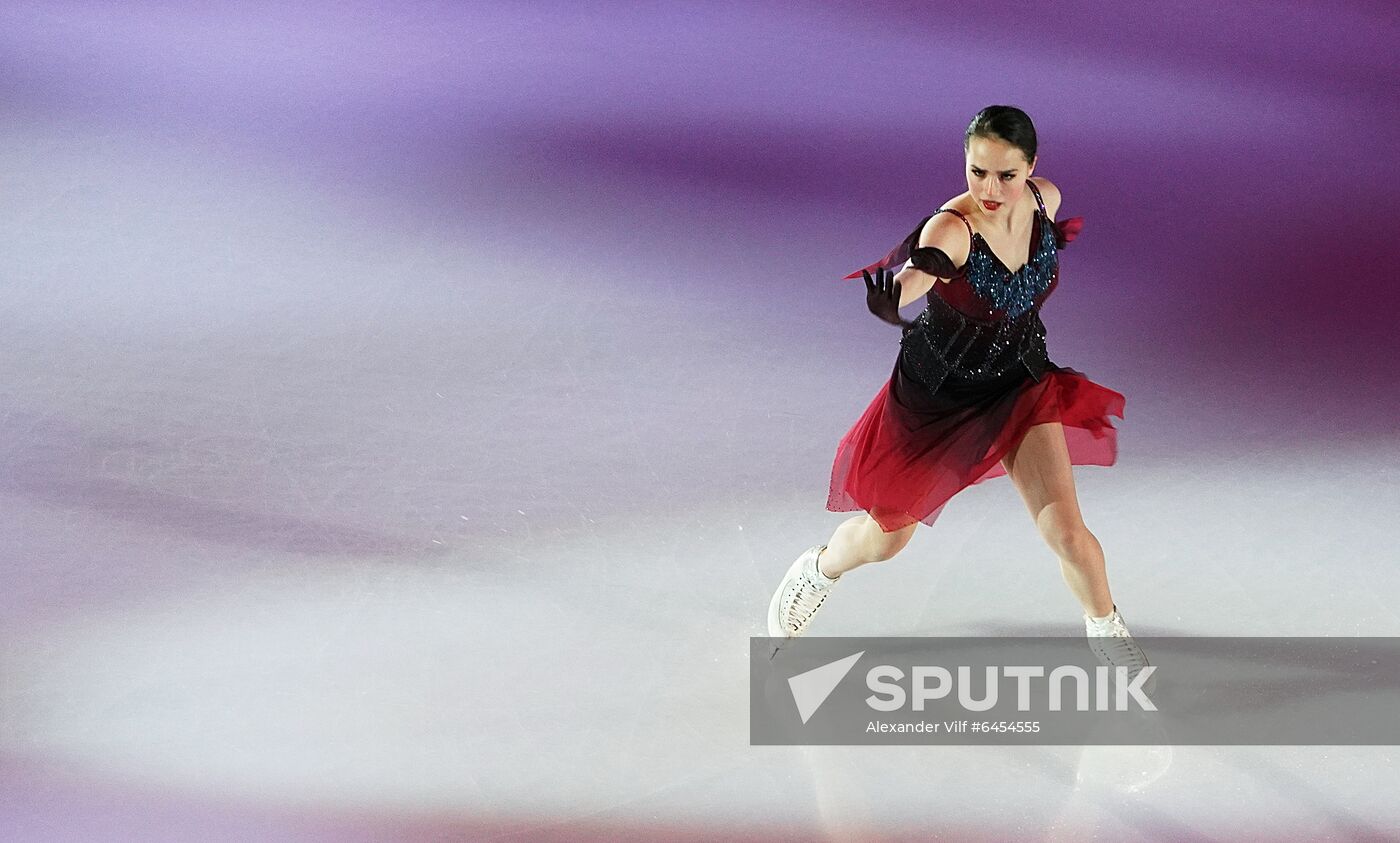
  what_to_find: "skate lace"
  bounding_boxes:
[783,574,829,634]
[1089,624,1149,668]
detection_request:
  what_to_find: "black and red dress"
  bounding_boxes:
[827,181,1124,533]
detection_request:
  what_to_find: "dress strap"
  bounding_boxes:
[929,208,974,250]
[1026,180,1047,215]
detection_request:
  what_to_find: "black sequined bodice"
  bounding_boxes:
[898,182,1061,390]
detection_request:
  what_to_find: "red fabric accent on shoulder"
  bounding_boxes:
[841,214,932,281]
[841,238,912,281]
[1053,216,1084,249]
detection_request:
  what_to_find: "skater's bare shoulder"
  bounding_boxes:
[891,205,970,302]
[910,203,973,281]
[1029,176,1062,220]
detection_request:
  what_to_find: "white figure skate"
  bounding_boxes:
[766,545,838,639]
[1085,605,1156,696]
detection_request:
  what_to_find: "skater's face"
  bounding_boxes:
[965,134,1035,218]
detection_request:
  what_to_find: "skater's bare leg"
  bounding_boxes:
[1001,422,1115,617]
[818,511,917,578]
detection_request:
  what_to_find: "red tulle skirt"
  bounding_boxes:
[826,356,1126,533]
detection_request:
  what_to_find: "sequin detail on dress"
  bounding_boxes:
[895,181,1066,389]
[965,210,1058,319]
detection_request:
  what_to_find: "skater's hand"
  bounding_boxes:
[864,267,916,331]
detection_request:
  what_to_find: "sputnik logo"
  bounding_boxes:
[788,651,864,724]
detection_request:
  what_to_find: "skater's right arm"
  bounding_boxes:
[893,210,971,307]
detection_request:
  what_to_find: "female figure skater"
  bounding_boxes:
[767,105,1148,675]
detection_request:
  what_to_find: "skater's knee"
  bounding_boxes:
[1039,513,1095,562]
[862,513,916,562]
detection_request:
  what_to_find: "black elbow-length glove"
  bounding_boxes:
[863,266,914,330]
[863,245,957,331]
